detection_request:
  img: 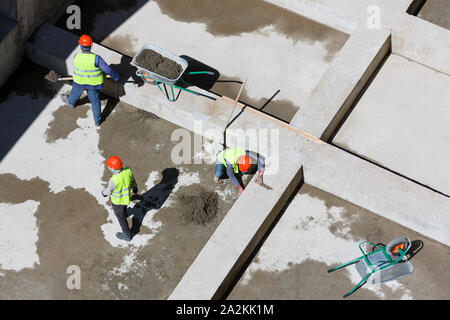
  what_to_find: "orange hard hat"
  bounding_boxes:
[78,34,93,47]
[105,156,122,170]
[237,155,251,173]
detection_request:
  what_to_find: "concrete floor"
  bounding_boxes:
[2,0,449,302]
[333,54,450,196]
[418,0,450,30]
[229,184,450,300]
[0,61,241,299]
[56,0,349,122]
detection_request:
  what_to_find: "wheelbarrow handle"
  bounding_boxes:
[186,71,215,76]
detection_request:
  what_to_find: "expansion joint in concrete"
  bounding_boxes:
[332,144,450,199]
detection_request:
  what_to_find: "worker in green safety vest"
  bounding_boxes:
[61,34,120,127]
[102,156,138,242]
[214,147,265,197]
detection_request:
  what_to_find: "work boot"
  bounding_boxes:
[60,94,74,108]
[115,232,132,242]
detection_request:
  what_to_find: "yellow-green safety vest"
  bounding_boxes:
[73,52,104,86]
[110,168,133,205]
[217,148,246,173]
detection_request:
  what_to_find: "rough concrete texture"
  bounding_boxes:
[26,23,450,299]
[0,63,240,299]
[58,0,349,122]
[229,184,450,300]
[7,0,450,301]
[418,0,450,30]
[333,54,450,196]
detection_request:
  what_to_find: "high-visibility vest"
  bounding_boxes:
[72,52,104,86]
[110,168,133,205]
[217,148,246,173]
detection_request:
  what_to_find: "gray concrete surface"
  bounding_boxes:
[333,54,450,196]
[229,184,450,300]
[25,21,450,299]
[0,64,240,298]
[418,0,450,30]
[58,0,349,122]
[2,0,449,301]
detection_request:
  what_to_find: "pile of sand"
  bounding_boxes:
[179,186,219,225]
[135,49,183,80]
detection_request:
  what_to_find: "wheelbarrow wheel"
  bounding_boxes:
[385,237,409,259]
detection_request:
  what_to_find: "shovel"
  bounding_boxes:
[44,70,112,82]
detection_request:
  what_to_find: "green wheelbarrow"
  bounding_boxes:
[131,43,217,102]
[328,237,414,298]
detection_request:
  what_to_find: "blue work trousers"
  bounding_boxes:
[68,86,102,124]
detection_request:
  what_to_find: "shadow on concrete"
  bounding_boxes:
[128,168,179,235]
[54,0,150,43]
[99,95,120,124]
[406,239,424,260]
[109,55,144,89]
[0,59,63,161]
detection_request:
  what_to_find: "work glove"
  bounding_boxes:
[237,185,244,197]
[254,171,264,185]
[101,190,108,198]
[132,187,138,194]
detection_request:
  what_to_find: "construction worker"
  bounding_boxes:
[61,34,120,127]
[214,147,265,196]
[101,156,138,242]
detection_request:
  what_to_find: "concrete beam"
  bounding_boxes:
[0,18,21,87]
[289,26,391,140]
[264,0,357,34]
[170,165,304,299]
[391,14,450,75]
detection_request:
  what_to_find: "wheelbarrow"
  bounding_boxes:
[327,237,414,298]
[131,43,218,102]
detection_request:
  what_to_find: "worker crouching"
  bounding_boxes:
[214,147,265,197]
[102,156,138,242]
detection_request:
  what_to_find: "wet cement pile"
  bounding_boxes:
[179,185,219,225]
[135,49,183,80]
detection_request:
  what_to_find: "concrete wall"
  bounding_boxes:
[0,0,17,20]
[0,0,73,87]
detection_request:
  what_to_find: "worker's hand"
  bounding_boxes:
[132,187,138,194]
[255,171,264,185]
[237,185,244,197]
[101,190,108,198]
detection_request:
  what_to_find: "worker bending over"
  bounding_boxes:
[61,34,120,127]
[102,156,138,242]
[214,147,265,196]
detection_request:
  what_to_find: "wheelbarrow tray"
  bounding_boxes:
[355,250,414,285]
[131,43,188,85]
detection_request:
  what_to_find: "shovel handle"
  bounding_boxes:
[59,75,112,81]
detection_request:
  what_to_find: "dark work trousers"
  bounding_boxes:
[112,204,131,237]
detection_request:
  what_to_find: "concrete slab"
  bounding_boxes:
[229,184,450,300]
[333,54,450,196]
[418,0,450,30]
[0,64,241,299]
